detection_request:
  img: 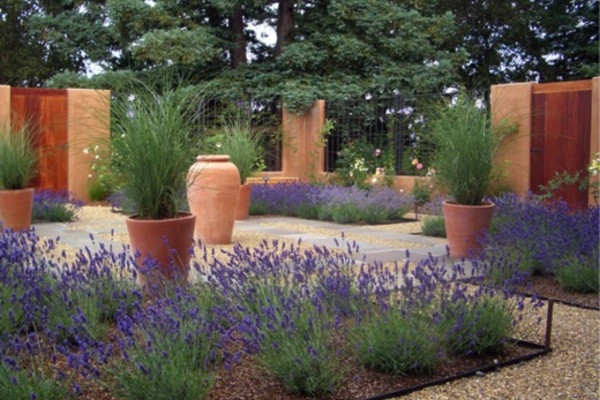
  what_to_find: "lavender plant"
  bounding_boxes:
[350,308,439,375]
[421,216,446,237]
[0,216,533,398]
[32,189,83,222]
[482,193,599,293]
[250,182,413,224]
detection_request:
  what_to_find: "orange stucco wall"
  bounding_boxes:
[280,101,326,181]
[0,85,10,131]
[490,82,534,196]
[67,89,111,202]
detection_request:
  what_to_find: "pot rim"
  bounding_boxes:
[443,200,495,208]
[0,188,35,194]
[196,155,230,162]
[127,212,195,223]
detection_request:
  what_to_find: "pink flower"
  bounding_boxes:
[416,163,423,170]
[374,148,381,157]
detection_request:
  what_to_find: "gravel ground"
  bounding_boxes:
[399,301,599,400]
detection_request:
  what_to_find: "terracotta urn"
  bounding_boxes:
[187,155,240,244]
[236,183,251,220]
[0,188,34,231]
[126,213,196,288]
[443,201,495,258]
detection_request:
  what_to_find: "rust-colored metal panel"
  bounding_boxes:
[10,88,68,190]
[530,90,591,209]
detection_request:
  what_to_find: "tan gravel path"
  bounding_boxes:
[260,221,428,249]
[398,302,599,400]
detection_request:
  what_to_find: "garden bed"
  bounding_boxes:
[517,276,598,310]
[208,339,548,400]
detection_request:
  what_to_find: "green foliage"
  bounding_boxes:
[535,169,598,204]
[0,362,69,400]
[256,302,342,396]
[440,297,513,356]
[412,180,432,206]
[88,180,110,202]
[351,309,439,375]
[110,84,200,219]
[0,125,37,190]
[334,137,394,189]
[556,258,599,294]
[428,95,513,205]
[207,113,265,184]
[111,328,216,400]
[32,204,76,223]
[421,216,446,238]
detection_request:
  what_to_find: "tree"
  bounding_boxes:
[0,1,81,86]
[421,0,599,89]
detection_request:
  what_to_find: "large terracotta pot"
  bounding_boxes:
[0,188,34,231]
[442,201,495,258]
[236,183,251,220]
[126,213,196,287]
[187,155,240,244]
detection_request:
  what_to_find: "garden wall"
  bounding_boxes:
[0,85,110,202]
[492,78,599,207]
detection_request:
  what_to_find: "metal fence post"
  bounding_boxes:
[394,94,404,175]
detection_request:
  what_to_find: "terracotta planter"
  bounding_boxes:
[126,213,196,287]
[443,201,495,258]
[0,188,34,231]
[187,155,240,244]
[236,183,251,220]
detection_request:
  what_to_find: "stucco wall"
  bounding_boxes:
[67,89,111,202]
[281,101,326,181]
[0,85,10,131]
[490,82,534,196]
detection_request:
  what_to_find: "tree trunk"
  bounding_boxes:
[275,0,294,56]
[230,4,247,68]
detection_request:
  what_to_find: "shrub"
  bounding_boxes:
[88,180,110,201]
[254,302,342,395]
[421,216,446,237]
[0,361,68,400]
[351,309,439,375]
[32,190,83,222]
[556,257,599,293]
[440,297,513,356]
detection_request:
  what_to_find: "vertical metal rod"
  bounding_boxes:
[544,300,554,349]
[394,94,404,175]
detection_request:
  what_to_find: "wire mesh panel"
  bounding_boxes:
[324,90,489,176]
[193,98,283,171]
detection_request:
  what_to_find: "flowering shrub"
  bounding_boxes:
[32,189,83,222]
[333,137,394,189]
[250,182,413,224]
[481,193,599,293]
[0,225,534,399]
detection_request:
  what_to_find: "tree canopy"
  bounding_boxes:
[1,0,597,109]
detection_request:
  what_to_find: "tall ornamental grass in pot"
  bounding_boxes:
[218,114,264,220]
[0,124,37,231]
[428,95,512,258]
[111,86,200,286]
